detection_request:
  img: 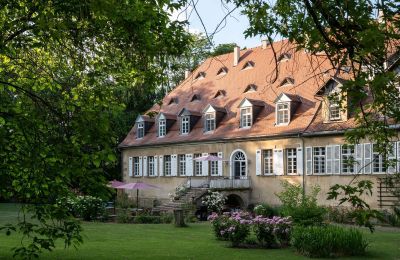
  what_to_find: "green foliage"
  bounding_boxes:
[116,209,132,224]
[160,212,174,224]
[253,203,279,218]
[211,43,238,56]
[276,181,325,226]
[327,180,383,232]
[116,192,136,209]
[202,191,227,213]
[292,225,368,258]
[325,206,355,224]
[0,0,190,258]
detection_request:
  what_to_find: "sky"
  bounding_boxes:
[171,0,263,49]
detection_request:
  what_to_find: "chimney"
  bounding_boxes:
[378,9,384,23]
[261,39,269,49]
[184,70,191,79]
[233,46,240,66]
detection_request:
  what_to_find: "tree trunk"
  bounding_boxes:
[173,209,185,227]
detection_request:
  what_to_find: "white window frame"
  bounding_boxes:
[240,107,252,128]
[313,147,326,174]
[133,157,140,176]
[341,145,355,174]
[209,152,218,176]
[263,149,273,175]
[205,112,216,132]
[372,144,386,174]
[329,102,341,121]
[158,119,166,137]
[148,156,155,176]
[193,153,202,176]
[276,102,289,125]
[164,155,171,176]
[137,122,144,138]
[181,116,190,134]
[178,154,186,176]
[286,148,297,175]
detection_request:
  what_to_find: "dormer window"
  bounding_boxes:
[217,67,228,76]
[329,101,341,121]
[280,77,294,87]
[244,84,257,93]
[190,94,201,102]
[181,116,190,134]
[158,119,166,137]
[276,103,289,125]
[214,90,226,99]
[194,72,206,80]
[205,113,216,132]
[278,53,291,63]
[242,61,254,70]
[240,107,252,128]
[137,122,144,138]
[168,97,178,105]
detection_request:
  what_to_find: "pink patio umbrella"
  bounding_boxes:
[193,155,225,161]
[115,182,161,208]
[108,180,125,188]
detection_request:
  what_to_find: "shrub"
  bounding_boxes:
[202,191,226,213]
[292,225,368,258]
[116,209,132,223]
[253,204,278,217]
[160,212,173,224]
[325,206,354,224]
[134,215,161,224]
[208,212,230,240]
[252,216,292,247]
[116,192,136,209]
[57,195,105,221]
[276,181,325,226]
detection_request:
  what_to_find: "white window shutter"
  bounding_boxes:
[217,152,223,176]
[333,145,341,174]
[326,146,333,174]
[186,154,193,176]
[138,156,143,177]
[388,142,396,173]
[306,147,312,175]
[397,141,400,173]
[171,154,178,176]
[202,153,209,176]
[143,156,148,177]
[255,149,262,176]
[159,155,164,176]
[364,143,372,174]
[273,149,284,175]
[128,157,133,177]
[296,147,303,175]
[355,144,363,174]
[154,155,158,176]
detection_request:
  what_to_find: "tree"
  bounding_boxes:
[0,0,190,258]
[232,0,399,228]
[211,43,239,56]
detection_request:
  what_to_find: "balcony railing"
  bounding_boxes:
[209,177,251,190]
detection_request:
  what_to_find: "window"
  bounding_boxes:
[341,145,355,174]
[277,103,289,125]
[148,156,155,176]
[372,144,386,173]
[242,61,254,70]
[286,148,297,175]
[329,102,341,121]
[244,84,257,93]
[279,77,294,87]
[240,107,252,128]
[190,94,200,102]
[263,149,273,175]
[214,90,225,99]
[193,153,202,176]
[217,67,228,76]
[313,147,326,174]
[181,116,190,134]
[158,119,166,137]
[137,122,144,138]
[232,151,247,178]
[133,157,140,176]
[178,154,186,176]
[195,72,205,80]
[168,98,177,105]
[205,113,215,132]
[209,153,218,176]
[278,53,291,63]
[164,155,171,176]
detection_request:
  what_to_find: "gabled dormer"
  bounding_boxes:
[273,93,301,126]
[202,104,226,132]
[157,112,176,137]
[178,108,201,135]
[315,77,348,123]
[135,115,155,139]
[237,98,264,128]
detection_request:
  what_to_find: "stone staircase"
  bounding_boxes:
[154,188,207,212]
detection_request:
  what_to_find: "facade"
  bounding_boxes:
[119,40,399,209]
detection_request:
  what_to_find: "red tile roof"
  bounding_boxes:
[120,39,356,148]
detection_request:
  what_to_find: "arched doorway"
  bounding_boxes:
[225,194,244,210]
[230,150,247,179]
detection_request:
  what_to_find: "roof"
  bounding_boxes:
[120,39,356,148]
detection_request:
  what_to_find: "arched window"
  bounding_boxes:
[231,150,247,179]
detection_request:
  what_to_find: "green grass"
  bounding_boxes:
[0,203,399,259]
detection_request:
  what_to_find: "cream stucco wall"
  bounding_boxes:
[121,135,386,209]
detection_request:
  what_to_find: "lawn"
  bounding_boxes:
[0,203,399,259]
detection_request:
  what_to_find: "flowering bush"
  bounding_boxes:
[208,211,293,248]
[57,195,105,221]
[169,185,188,201]
[202,191,226,213]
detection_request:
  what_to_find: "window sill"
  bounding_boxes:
[275,123,289,127]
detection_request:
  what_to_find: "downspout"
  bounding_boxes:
[299,133,306,198]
